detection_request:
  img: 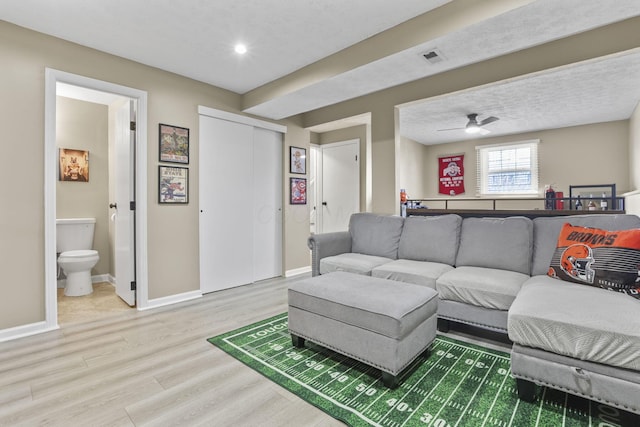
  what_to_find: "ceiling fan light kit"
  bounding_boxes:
[438,113,499,136]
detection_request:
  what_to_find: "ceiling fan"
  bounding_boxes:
[438,113,499,134]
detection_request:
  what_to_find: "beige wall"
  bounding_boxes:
[0,21,309,330]
[419,121,630,209]
[56,97,110,277]
[397,135,427,206]
[283,119,312,273]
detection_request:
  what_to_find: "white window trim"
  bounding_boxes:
[476,139,540,197]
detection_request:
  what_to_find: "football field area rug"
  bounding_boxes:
[208,313,639,427]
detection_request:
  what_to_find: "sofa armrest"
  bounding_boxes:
[307,232,352,276]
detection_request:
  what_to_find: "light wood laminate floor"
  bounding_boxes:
[0,275,510,426]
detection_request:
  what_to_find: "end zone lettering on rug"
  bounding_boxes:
[208,314,638,427]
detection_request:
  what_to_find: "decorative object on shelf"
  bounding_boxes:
[290,146,306,174]
[569,184,617,211]
[290,177,307,205]
[438,153,465,196]
[159,123,189,164]
[59,148,89,182]
[158,166,188,204]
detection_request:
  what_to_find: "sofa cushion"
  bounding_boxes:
[349,213,404,259]
[398,215,462,265]
[531,214,640,276]
[320,253,392,276]
[508,275,640,371]
[436,266,529,310]
[372,259,454,289]
[455,217,533,275]
[547,223,640,299]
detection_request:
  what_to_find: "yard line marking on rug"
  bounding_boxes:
[454,352,498,426]
[426,345,483,426]
[480,357,512,427]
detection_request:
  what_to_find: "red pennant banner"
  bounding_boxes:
[439,154,465,196]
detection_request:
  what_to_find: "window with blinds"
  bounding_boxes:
[476,140,539,196]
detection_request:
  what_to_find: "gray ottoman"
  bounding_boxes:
[288,271,438,388]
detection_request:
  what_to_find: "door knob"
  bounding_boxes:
[322,202,328,206]
[109,203,117,209]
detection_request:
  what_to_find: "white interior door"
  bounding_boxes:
[252,127,282,281]
[114,100,136,305]
[199,116,254,293]
[321,139,360,233]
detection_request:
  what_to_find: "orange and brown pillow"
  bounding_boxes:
[547,223,640,299]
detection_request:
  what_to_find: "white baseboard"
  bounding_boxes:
[0,321,59,343]
[139,290,202,311]
[58,274,113,288]
[285,266,311,277]
[92,274,111,284]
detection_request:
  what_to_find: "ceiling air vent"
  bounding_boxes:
[422,48,444,64]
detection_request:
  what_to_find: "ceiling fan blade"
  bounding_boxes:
[479,116,499,126]
[437,127,465,132]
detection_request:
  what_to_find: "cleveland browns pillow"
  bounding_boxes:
[547,223,640,299]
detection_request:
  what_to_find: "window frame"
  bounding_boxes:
[475,139,539,197]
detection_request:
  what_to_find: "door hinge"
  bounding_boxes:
[130,121,136,131]
[130,281,136,291]
[355,155,358,161]
[130,201,136,211]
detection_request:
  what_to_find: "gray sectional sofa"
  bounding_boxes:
[307,212,640,415]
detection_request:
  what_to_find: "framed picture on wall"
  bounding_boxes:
[290,177,307,205]
[159,166,188,204]
[290,146,306,174]
[159,123,189,164]
[59,148,89,182]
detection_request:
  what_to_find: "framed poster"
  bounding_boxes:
[438,154,465,196]
[159,123,189,164]
[290,146,306,174]
[290,177,307,205]
[159,166,188,204]
[59,148,89,182]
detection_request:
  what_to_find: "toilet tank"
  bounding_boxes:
[56,218,96,253]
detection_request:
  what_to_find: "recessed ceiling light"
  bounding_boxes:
[234,43,247,55]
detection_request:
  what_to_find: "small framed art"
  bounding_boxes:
[290,177,307,205]
[159,123,189,164]
[59,148,89,182]
[159,166,188,204]
[290,146,306,174]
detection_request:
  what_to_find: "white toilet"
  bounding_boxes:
[56,218,100,296]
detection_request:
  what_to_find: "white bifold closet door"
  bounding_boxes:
[199,114,282,294]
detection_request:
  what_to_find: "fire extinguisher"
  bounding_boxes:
[545,185,555,210]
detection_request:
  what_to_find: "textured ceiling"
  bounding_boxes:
[2,0,639,144]
[400,49,640,145]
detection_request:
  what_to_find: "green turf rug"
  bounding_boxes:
[208,313,639,426]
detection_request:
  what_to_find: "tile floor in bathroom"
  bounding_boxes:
[57,282,133,324]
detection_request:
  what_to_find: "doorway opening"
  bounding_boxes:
[44,69,149,330]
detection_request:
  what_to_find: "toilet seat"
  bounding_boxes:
[59,249,98,259]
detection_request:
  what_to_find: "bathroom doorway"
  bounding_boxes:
[44,69,149,329]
